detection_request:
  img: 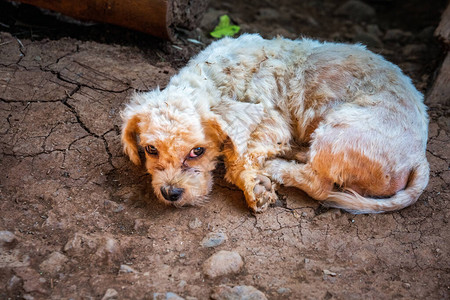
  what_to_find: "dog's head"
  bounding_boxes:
[121,87,265,207]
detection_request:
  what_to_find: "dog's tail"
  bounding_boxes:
[324,157,430,214]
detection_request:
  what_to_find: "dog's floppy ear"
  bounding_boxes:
[121,114,142,165]
[207,99,265,155]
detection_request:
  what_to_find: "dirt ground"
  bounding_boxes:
[0,0,449,299]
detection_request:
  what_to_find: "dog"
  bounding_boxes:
[121,34,429,214]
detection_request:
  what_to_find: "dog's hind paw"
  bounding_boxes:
[251,174,278,213]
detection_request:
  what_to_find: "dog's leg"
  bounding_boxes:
[222,113,292,212]
[264,158,333,201]
[224,153,279,212]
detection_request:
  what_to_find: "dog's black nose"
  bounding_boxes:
[160,186,184,202]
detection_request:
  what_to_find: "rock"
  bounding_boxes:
[402,44,427,58]
[323,269,337,276]
[384,29,412,43]
[153,292,185,300]
[366,24,382,37]
[166,292,185,300]
[277,287,291,295]
[418,26,435,41]
[354,31,383,48]
[178,280,187,288]
[211,285,268,300]
[188,218,202,229]
[0,230,16,247]
[119,264,138,273]
[0,251,30,268]
[134,219,150,231]
[335,0,376,22]
[7,275,22,291]
[102,288,119,300]
[15,268,47,294]
[39,251,68,275]
[257,8,281,20]
[64,233,122,265]
[203,250,244,278]
[201,231,228,248]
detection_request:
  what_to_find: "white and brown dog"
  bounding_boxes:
[121,34,429,213]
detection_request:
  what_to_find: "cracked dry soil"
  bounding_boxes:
[0,0,449,299]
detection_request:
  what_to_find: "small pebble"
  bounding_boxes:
[39,252,68,275]
[188,218,202,229]
[153,292,184,300]
[166,292,185,300]
[323,269,337,276]
[0,231,16,247]
[101,288,118,300]
[7,275,22,291]
[119,264,138,273]
[277,287,291,295]
[335,0,376,21]
[211,285,267,300]
[178,280,187,288]
[201,232,228,248]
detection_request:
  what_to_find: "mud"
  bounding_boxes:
[0,0,449,299]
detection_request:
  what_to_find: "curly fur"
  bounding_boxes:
[121,34,429,213]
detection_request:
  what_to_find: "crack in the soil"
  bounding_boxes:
[1,148,66,158]
[62,95,115,170]
[426,149,447,162]
[40,64,132,94]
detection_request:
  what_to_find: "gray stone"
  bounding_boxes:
[354,32,383,48]
[384,29,412,43]
[101,288,118,300]
[402,44,427,57]
[7,275,22,291]
[119,264,138,273]
[201,231,228,248]
[257,8,281,20]
[39,251,68,275]
[203,250,244,278]
[0,230,16,247]
[153,292,185,300]
[335,0,376,22]
[211,285,268,300]
[166,292,185,300]
[277,287,291,295]
[366,24,382,37]
[188,218,202,229]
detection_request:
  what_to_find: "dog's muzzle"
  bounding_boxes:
[160,186,184,202]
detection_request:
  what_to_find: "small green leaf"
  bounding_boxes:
[210,15,240,38]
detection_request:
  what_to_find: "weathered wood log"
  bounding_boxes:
[426,3,450,106]
[14,0,209,40]
[435,3,450,45]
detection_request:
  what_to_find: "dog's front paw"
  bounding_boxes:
[250,174,278,213]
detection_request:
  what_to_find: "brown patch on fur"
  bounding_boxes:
[302,116,323,142]
[122,114,142,165]
[312,148,407,197]
[302,56,366,111]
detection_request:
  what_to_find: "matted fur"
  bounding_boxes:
[121,34,429,213]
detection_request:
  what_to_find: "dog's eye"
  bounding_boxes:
[188,147,205,159]
[145,145,158,155]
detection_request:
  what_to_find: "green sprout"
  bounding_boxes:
[210,15,240,38]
